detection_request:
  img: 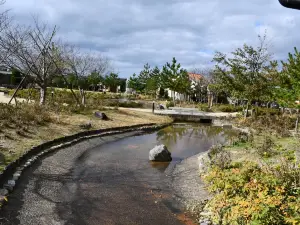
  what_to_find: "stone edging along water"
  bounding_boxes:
[0,122,171,208]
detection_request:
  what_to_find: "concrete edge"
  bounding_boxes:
[0,122,171,208]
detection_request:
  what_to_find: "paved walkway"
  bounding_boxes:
[116,107,238,118]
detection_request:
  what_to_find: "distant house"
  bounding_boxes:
[167,72,203,101]
[0,65,12,87]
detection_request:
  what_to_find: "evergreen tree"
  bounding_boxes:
[161,57,191,102]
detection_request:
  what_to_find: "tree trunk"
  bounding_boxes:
[244,101,249,118]
[209,94,214,109]
[296,110,299,133]
[173,90,175,105]
[39,85,47,105]
[79,88,86,106]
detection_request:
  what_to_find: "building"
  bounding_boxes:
[167,72,203,101]
[0,65,12,87]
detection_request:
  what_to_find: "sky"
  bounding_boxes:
[3,0,300,78]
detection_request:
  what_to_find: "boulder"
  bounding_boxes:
[94,111,109,120]
[149,145,172,162]
[159,104,165,110]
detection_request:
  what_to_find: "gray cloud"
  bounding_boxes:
[3,0,300,77]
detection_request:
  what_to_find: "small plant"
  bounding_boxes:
[255,135,277,158]
[208,145,232,169]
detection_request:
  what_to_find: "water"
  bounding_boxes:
[70,123,238,224]
[115,123,237,161]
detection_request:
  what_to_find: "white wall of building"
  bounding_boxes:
[167,89,185,101]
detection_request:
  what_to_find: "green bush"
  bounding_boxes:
[214,104,243,112]
[105,101,143,108]
[203,159,300,225]
[166,101,175,109]
[198,103,212,112]
[255,107,281,116]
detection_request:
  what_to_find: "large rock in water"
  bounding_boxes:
[149,145,172,162]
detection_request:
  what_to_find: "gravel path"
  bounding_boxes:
[172,152,210,207]
[0,131,184,225]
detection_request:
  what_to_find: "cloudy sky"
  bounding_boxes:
[3,0,300,78]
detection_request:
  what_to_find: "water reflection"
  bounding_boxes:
[156,123,237,159]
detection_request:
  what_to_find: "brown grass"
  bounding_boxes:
[0,103,172,171]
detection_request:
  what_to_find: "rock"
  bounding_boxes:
[4,180,16,191]
[13,172,21,181]
[149,145,172,162]
[157,104,165,110]
[0,189,8,197]
[94,111,109,120]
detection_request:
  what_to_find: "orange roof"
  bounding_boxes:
[188,73,203,81]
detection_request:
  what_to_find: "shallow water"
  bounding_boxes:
[109,123,237,161]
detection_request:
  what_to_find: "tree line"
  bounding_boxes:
[128,57,193,101]
[209,33,300,117]
[130,33,300,116]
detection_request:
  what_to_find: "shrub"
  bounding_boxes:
[255,107,281,116]
[119,101,143,108]
[255,135,276,158]
[105,101,143,108]
[198,103,212,112]
[203,160,300,225]
[214,104,243,112]
[238,115,295,137]
[0,103,52,130]
[166,101,175,109]
[208,145,232,170]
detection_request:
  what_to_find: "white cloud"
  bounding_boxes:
[3,0,300,77]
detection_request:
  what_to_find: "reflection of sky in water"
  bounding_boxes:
[84,124,238,174]
[120,124,237,161]
[156,124,236,159]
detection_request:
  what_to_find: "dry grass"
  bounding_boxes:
[0,103,172,171]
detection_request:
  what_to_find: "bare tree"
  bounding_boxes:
[0,0,10,32]
[0,18,63,104]
[64,46,111,105]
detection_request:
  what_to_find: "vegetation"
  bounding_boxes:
[203,158,300,225]
[199,114,300,225]
[198,103,243,113]
[127,57,191,102]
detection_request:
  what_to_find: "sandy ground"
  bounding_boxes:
[0,92,30,105]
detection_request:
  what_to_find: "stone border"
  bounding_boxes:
[0,122,171,208]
